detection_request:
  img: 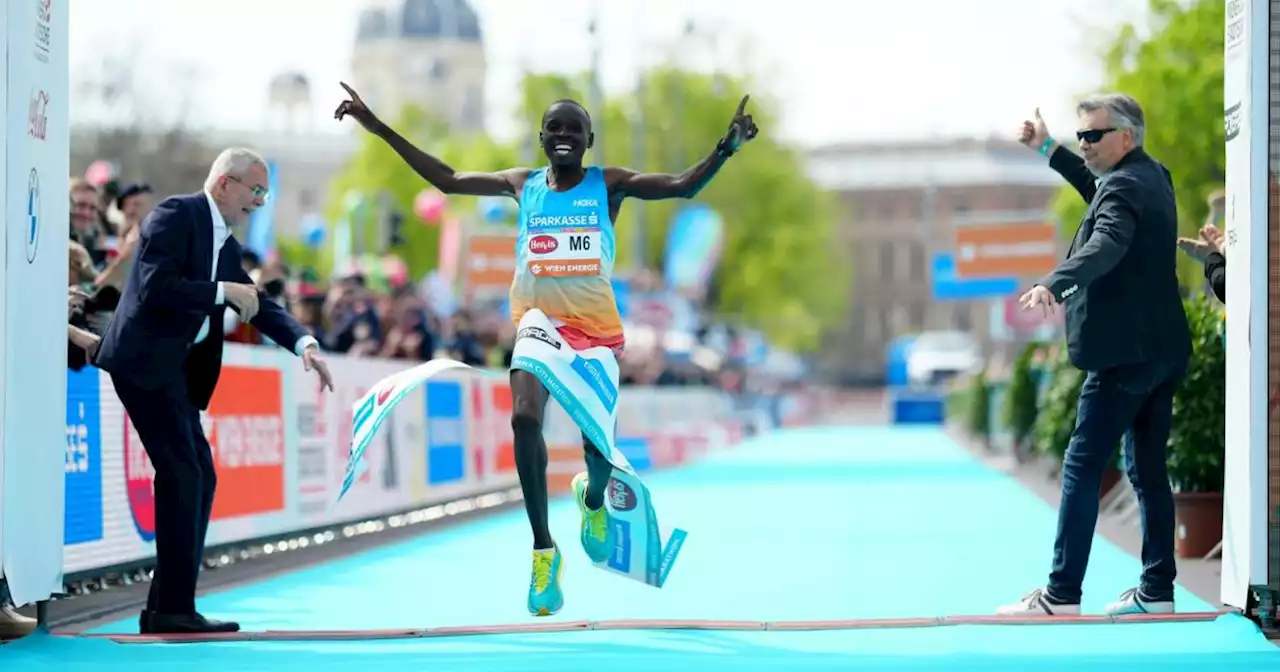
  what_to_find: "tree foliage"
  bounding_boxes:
[1055,0,1224,287]
[326,67,848,352]
[324,106,517,280]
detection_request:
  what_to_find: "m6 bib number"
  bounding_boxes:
[526,230,603,278]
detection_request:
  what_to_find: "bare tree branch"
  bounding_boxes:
[71,43,215,198]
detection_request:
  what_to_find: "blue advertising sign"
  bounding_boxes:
[425,380,465,484]
[65,366,104,545]
[931,253,1020,301]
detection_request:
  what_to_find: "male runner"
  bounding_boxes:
[335,82,757,615]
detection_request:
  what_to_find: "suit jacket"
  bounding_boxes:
[94,193,310,410]
[1204,251,1226,303]
[1042,147,1191,372]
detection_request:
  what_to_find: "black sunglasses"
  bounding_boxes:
[1076,128,1118,144]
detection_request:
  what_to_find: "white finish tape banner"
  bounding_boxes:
[337,350,695,588]
[341,359,476,502]
[2,0,70,606]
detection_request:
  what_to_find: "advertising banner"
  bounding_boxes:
[1220,0,1271,610]
[44,344,735,587]
[65,367,104,546]
[3,0,70,606]
[0,0,8,582]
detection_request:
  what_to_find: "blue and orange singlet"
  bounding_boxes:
[511,167,625,352]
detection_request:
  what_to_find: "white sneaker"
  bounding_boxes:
[1104,588,1174,616]
[996,587,1082,616]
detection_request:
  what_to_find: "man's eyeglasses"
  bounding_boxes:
[227,175,269,199]
[1076,128,1118,144]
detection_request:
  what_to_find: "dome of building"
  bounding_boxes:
[355,0,482,43]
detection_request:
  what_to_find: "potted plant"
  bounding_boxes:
[966,369,991,449]
[1166,294,1226,558]
[1004,341,1045,464]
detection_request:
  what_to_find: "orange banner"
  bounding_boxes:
[206,366,286,520]
[490,383,515,473]
[953,222,1059,279]
[465,233,518,295]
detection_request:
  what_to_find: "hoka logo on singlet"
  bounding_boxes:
[528,213,598,229]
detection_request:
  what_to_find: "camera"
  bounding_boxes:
[70,286,120,330]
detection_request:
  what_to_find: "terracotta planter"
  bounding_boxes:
[1099,467,1123,502]
[1174,492,1223,558]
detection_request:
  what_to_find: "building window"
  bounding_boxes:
[953,304,972,331]
[864,307,880,343]
[862,245,878,278]
[909,302,925,331]
[859,198,876,222]
[891,306,907,336]
[908,241,925,282]
[879,241,895,281]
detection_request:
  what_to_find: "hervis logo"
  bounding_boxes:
[529,235,558,254]
[607,477,637,512]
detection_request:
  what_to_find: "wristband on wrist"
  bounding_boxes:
[715,137,736,158]
[1038,137,1055,157]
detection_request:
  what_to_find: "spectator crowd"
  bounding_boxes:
[64,172,749,387]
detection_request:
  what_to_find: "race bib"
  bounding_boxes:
[527,230,602,278]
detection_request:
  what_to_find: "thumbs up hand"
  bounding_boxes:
[1018,107,1052,153]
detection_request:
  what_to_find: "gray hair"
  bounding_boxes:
[204,147,266,191]
[1077,93,1145,147]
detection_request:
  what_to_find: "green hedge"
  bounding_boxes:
[989,295,1225,489]
[1166,294,1227,492]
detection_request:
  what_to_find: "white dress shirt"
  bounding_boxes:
[195,190,318,356]
[192,191,231,344]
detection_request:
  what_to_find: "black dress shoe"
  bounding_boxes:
[193,613,240,633]
[144,611,240,634]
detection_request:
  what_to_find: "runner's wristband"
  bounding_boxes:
[1038,137,1055,157]
[715,137,736,158]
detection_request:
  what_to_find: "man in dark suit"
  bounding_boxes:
[998,95,1191,618]
[94,147,334,634]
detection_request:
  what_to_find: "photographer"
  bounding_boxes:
[68,241,116,368]
[68,286,105,368]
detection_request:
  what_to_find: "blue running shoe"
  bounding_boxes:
[527,546,564,616]
[572,472,614,563]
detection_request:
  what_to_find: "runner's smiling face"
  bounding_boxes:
[540,102,593,169]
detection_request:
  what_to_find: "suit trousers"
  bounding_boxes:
[111,374,218,615]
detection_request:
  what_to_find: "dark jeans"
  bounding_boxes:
[1047,356,1186,604]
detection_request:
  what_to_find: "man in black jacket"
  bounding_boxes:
[998,94,1191,618]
